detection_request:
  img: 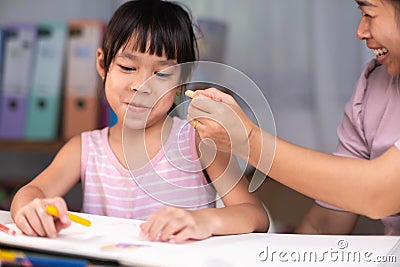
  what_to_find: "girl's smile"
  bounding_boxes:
[126,102,150,113]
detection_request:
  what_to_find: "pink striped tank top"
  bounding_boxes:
[81,117,216,220]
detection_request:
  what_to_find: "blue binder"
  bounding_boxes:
[0,28,6,123]
[25,22,67,140]
[0,24,36,140]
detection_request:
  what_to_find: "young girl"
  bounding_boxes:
[10,0,269,243]
[187,0,400,234]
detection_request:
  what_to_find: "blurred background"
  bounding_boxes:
[0,0,382,234]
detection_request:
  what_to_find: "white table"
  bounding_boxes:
[1,210,400,267]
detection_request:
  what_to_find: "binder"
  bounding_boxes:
[62,20,104,140]
[25,22,67,140]
[0,24,36,140]
[0,28,6,120]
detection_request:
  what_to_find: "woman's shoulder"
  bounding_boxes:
[352,59,394,103]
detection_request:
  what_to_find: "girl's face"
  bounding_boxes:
[97,40,180,130]
[356,0,400,75]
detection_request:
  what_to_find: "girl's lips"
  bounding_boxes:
[127,103,150,113]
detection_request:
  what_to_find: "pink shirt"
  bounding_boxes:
[81,117,216,220]
[317,59,400,235]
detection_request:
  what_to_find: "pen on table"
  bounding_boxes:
[45,205,91,227]
[0,223,16,236]
[1,249,90,267]
[23,254,90,267]
[0,249,31,267]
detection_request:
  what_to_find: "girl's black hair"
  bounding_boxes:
[101,0,198,80]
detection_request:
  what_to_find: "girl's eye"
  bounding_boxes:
[119,65,135,72]
[155,72,172,78]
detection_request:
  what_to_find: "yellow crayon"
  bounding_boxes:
[184,89,195,98]
[46,205,91,227]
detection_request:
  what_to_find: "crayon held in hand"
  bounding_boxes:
[46,205,91,227]
[184,89,195,98]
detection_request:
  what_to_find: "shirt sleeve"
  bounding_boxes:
[395,139,400,151]
[316,60,379,211]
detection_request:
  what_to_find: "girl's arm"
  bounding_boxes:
[140,131,269,243]
[10,135,82,237]
[196,133,269,235]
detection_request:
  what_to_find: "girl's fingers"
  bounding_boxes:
[169,227,194,244]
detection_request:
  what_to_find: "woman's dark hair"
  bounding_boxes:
[101,0,198,80]
[390,0,400,23]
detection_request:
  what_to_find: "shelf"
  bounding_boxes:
[0,140,65,153]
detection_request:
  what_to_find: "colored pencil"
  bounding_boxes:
[46,206,91,227]
[0,223,16,236]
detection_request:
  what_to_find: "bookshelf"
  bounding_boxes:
[0,140,65,152]
[0,0,123,210]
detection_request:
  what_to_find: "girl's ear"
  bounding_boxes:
[96,48,106,80]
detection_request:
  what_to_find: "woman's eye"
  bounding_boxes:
[119,65,135,71]
[363,12,372,18]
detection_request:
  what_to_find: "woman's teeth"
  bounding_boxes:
[372,47,388,56]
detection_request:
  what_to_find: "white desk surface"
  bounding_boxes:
[1,210,400,267]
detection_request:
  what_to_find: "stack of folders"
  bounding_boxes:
[0,20,116,142]
[0,24,36,140]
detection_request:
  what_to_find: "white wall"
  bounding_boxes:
[179,0,372,153]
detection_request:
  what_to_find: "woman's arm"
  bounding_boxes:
[295,203,359,234]
[256,130,400,219]
[10,135,82,237]
[188,88,400,219]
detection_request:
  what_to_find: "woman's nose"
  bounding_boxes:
[356,17,371,40]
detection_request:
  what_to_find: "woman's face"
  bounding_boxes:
[356,0,400,75]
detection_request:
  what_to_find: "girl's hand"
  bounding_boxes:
[13,197,71,238]
[140,206,213,243]
[187,88,258,156]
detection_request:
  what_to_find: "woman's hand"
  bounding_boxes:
[187,88,258,157]
[140,206,214,243]
[13,197,71,238]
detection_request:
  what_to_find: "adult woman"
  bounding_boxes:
[187,0,400,233]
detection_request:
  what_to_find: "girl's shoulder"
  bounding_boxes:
[81,127,109,145]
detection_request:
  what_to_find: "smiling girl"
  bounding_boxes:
[10,0,269,243]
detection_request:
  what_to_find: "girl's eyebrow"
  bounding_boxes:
[116,52,136,60]
[355,0,377,7]
[116,52,176,65]
[158,59,176,66]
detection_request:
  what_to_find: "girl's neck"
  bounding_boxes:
[108,115,174,169]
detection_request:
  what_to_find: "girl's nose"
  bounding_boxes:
[129,73,152,93]
[356,17,371,40]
